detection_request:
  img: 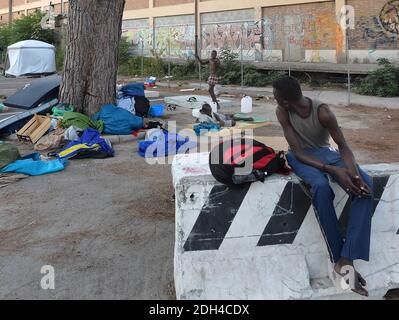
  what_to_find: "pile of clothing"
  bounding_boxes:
[32,102,145,156]
[116,82,151,117]
[0,141,68,188]
[138,128,196,158]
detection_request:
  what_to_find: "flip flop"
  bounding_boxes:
[328,261,369,297]
[328,261,351,292]
[187,97,198,103]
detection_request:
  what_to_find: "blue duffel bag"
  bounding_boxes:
[120,83,145,97]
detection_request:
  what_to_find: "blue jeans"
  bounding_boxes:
[286,147,374,263]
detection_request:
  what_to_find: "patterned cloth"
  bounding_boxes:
[208,74,218,86]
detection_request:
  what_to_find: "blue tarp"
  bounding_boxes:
[91,104,143,135]
[138,130,196,158]
[193,123,221,136]
[0,153,67,176]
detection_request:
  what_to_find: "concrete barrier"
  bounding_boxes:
[172,153,399,300]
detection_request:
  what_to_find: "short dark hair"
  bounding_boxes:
[272,76,302,101]
[201,103,212,113]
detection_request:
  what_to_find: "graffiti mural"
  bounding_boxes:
[154,25,195,58]
[201,22,262,59]
[380,0,399,34]
[349,8,399,51]
[262,10,340,62]
[122,28,152,54]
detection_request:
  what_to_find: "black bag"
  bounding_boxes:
[134,96,150,117]
[209,138,290,186]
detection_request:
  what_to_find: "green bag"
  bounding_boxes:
[61,112,104,133]
[0,142,21,169]
[52,103,75,117]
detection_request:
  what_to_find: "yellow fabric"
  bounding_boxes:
[58,143,100,158]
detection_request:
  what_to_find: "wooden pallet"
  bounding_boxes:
[16,114,51,144]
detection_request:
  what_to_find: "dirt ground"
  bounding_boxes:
[1,79,398,299]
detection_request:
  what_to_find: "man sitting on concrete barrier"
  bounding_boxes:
[273,76,373,297]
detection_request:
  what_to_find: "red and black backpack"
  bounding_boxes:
[209,138,290,186]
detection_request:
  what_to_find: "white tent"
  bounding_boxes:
[5,40,56,77]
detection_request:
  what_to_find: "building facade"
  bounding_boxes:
[1,0,399,64]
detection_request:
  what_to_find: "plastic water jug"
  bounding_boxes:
[241,96,253,113]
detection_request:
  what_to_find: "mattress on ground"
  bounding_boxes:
[164,95,233,109]
[4,74,61,110]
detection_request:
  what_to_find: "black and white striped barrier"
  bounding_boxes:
[172,153,399,300]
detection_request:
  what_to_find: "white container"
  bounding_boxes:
[209,102,218,113]
[192,108,201,118]
[241,95,253,113]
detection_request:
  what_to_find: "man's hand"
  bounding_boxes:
[351,174,372,197]
[328,166,365,197]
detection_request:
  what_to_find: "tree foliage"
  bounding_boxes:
[0,11,56,51]
[354,58,399,97]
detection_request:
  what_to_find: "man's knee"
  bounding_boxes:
[361,172,374,190]
[311,179,333,196]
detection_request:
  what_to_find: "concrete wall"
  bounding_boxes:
[154,0,193,6]
[262,1,342,63]
[201,9,258,60]
[125,0,150,11]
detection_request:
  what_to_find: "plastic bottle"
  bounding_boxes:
[241,95,253,113]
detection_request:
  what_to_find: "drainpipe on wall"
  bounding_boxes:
[8,0,12,26]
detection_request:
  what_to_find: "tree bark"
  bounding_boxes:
[59,0,125,115]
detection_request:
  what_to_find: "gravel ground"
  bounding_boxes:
[1,78,398,299]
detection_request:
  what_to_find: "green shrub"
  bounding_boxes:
[243,65,285,87]
[118,37,131,66]
[171,59,198,80]
[353,58,399,97]
[0,11,56,49]
[217,48,285,87]
[117,46,285,86]
[118,49,167,78]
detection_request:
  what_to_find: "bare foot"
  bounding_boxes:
[334,258,368,297]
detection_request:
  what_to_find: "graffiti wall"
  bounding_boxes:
[154,25,195,58]
[200,9,260,60]
[122,19,152,55]
[119,1,399,64]
[154,15,195,59]
[348,0,399,50]
[262,1,341,62]
[201,22,261,60]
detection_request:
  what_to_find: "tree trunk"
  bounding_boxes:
[59,0,125,115]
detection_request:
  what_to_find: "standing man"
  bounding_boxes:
[273,76,373,297]
[195,50,220,109]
